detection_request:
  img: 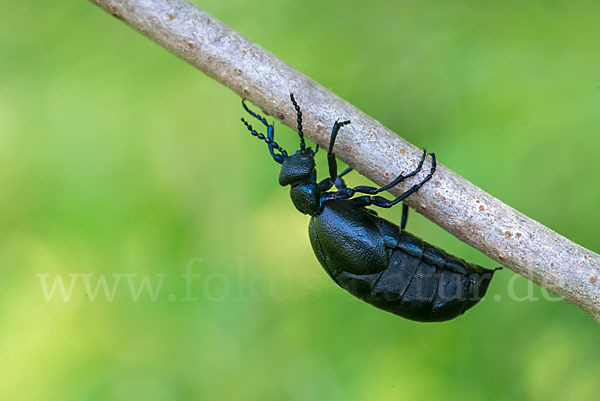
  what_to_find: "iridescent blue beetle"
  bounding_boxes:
[240,94,499,322]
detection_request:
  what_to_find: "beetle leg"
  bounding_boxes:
[338,166,353,178]
[319,167,352,191]
[350,154,436,209]
[401,203,409,230]
[327,120,351,182]
[318,177,335,191]
[321,187,356,203]
[335,167,353,190]
[351,149,428,196]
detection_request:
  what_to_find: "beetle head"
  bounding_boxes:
[278,150,315,186]
[279,150,321,216]
[240,94,322,215]
[280,92,322,215]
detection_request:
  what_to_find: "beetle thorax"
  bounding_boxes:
[289,182,321,216]
[278,150,320,216]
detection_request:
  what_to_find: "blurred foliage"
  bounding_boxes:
[0,0,599,400]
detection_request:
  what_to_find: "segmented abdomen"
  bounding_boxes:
[333,231,498,322]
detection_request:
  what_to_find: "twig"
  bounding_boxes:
[89,0,600,321]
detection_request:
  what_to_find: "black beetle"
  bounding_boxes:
[240,94,499,322]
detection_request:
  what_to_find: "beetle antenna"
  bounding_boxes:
[242,100,269,127]
[289,93,306,151]
[241,118,287,163]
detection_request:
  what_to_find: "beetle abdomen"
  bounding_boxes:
[332,232,497,322]
[310,205,498,322]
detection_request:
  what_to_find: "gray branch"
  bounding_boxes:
[89,0,600,321]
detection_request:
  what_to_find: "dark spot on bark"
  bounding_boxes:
[110,5,120,18]
[186,42,194,49]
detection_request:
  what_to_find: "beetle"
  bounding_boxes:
[240,94,499,322]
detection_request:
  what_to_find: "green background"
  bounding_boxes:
[1,1,599,400]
